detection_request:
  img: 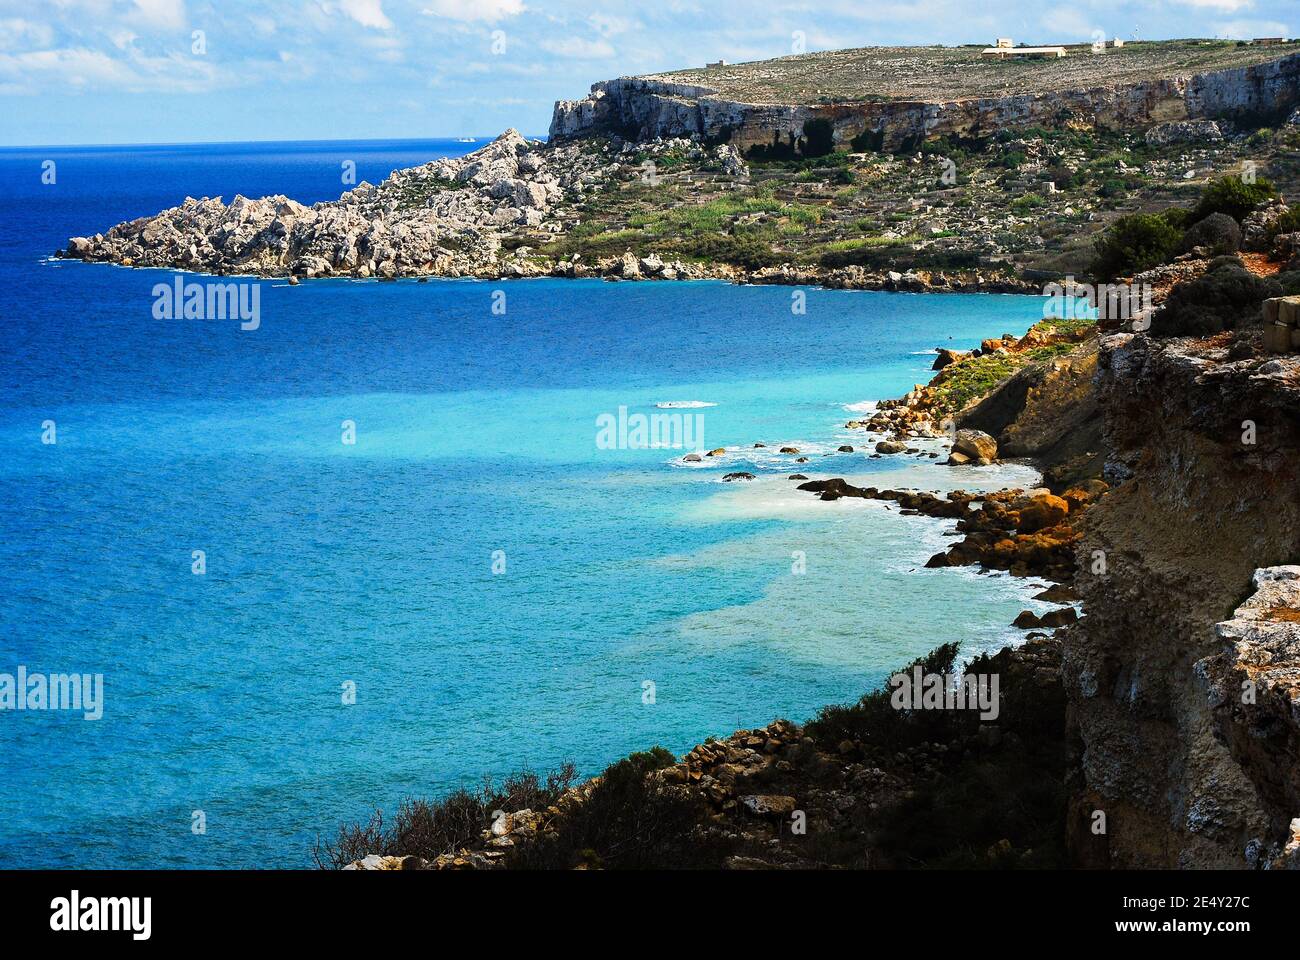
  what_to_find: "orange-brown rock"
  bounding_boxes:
[1016,493,1069,533]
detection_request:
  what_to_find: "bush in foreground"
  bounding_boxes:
[1192,174,1277,224]
[313,765,578,869]
[1151,256,1282,336]
[1090,210,1184,281]
[509,747,729,869]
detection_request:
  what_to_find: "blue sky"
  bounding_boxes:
[0,0,1293,145]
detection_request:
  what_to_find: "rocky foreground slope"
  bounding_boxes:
[1067,329,1300,868]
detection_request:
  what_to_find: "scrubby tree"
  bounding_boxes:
[1193,175,1277,224]
[1090,210,1184,281]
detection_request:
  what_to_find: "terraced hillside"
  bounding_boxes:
[551,40,1300,153]
[646,40,1299,103]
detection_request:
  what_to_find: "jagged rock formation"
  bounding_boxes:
[1201,566,1300,868]
[1065,332,1300,868]
[60,131,615,279]
[551,45,1300,154]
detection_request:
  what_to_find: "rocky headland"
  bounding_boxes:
[57,41,1300,294]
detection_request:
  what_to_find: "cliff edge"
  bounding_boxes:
[1067,331,1300,868]
[551,41,1300,154]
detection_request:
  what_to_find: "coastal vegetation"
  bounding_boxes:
[320,639,1069,870]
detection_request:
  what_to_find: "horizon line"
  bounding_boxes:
[0,133,550,151]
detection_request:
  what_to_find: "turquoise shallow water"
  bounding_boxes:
[0,141,1052,867]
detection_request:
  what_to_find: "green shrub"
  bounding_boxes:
[1181,212,1242,255]
[509,747,728,869]
[1160,207,1194,231]
[808,643,961,748]
[1097,178,1127,199]
[1193,175,1277,223]
[313,764,579,868]
[673,233,780,269]
[1152,259,1282,336]
[1269,207,1300,239]
[809,641,1068,869]
[1090,210,1184,281]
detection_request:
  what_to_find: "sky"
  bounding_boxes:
[0,0,1293,146]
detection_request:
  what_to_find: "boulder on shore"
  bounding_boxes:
[796,478,871,501]
[1015,493,1069,533]
[949,428,997,464]
[1012,607,1078,629]
[932,348,971,370]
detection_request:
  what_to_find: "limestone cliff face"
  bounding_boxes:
[1065,333,1300,868]
[550,54,1300,153]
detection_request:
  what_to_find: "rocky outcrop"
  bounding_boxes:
[1065,331,1300,868]
[850,318,1095,449]
[794,479,1096,583]
[550,52,1300,154]
[1144,119,1223,146]
[54,126,1052,293]
[959,338,1103,491]
[59,130,613,279]
[1200,565,1300,868]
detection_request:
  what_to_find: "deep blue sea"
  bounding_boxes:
[0,138,1050,868]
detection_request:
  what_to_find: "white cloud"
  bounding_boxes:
[1039,7,1099,41]
[1171,0,1255,11]
[588,12,634,37]
[539,36,615,59]
[420,0,525,23]
[0,18,56,50]
[0,44,218,93]
[338,0,392,30]
[1213,18,1288,37]
[129,0,186,30]
[248,14,277,36]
